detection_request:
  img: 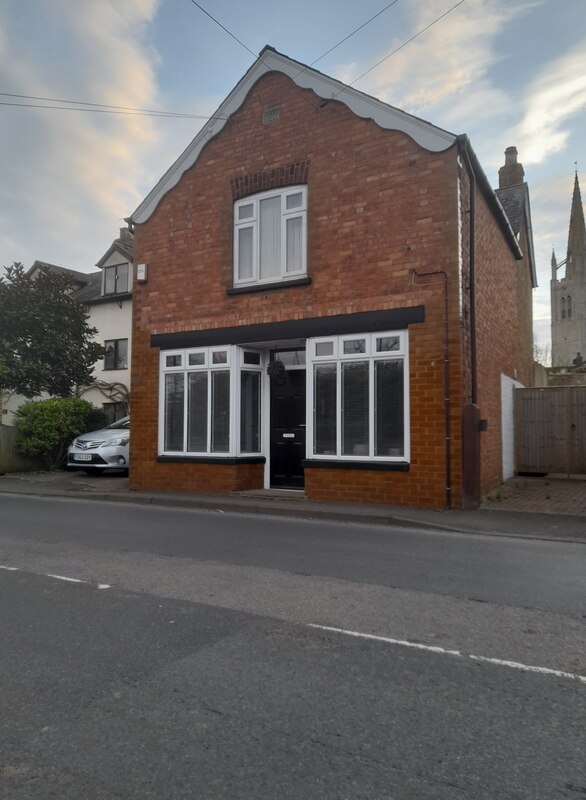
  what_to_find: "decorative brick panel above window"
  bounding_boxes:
[230,160,310,201]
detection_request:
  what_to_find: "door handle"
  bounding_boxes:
[282,433,295,438]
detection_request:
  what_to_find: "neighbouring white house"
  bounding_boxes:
[1,228,133,425]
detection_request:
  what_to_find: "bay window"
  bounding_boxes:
[234,186,307,286]
[159,346,263,456]
[308,331,408,461]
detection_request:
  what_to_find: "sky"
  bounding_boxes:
[1,0,585,350]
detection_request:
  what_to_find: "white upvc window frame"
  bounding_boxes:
[158,346,266,458]
[233,185,308,286]
[306,331,410,462]
[238,349,265,455]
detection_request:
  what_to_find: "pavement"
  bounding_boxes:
[0,468,584,543]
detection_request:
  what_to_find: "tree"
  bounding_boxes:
[533,338,551,368]
[0,262,105,398]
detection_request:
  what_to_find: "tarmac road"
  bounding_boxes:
[1,494,585,798]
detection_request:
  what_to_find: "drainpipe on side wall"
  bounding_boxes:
[457,135,477,405]
[456,135,482,508]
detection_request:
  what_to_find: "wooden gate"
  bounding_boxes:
[514,387,586,474]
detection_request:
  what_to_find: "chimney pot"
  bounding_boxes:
[499,146,524,188]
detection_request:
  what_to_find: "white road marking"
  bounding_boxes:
[309,624,586,685]
[1,566,111,590]
[46,574,86,584]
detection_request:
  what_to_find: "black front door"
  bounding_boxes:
[270,367,306,488]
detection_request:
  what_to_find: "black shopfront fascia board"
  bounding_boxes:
[150,306,425,350]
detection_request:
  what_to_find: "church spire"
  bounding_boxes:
[566,171,586,278]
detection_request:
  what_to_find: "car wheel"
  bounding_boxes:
[83,468,104,475]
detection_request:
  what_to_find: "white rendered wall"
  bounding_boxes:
[501,373,524,481]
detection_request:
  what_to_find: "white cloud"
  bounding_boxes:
[0,0,162,269]
[334,0,535,122]
[512,41,586,165]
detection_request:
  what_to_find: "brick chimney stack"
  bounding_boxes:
[119,227,134,246]
[499,146,525,188]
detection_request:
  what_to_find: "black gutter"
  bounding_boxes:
[458,137,478,405]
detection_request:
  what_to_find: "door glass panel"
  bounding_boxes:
[243,351,261,365]
[211,371,230,452]
[187,372,208,452]
[164,373,184,451]
[375,360,404,456]
[342,361,369,456]
[314,364,337,455]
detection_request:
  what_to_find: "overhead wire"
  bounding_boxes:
[340,0,466,93]
[1,0,467,121]
[307,0,401,68]
[0,91,228,119]
[187,0,257,58]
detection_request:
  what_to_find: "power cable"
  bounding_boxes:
[0,100,222,119]
[341,0,466,93]
[0,91,228,119]
[187,0,257,58]
[308,0,401,68]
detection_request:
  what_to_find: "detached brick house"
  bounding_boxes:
[127,46,536,509]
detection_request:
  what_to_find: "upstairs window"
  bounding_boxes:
[104,263,129,295]
[234,186,307,286]
[104,339,128,370]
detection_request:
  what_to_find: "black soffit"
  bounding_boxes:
[151,306,425,350]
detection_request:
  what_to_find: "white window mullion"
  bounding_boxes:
[182,363,188,453]
[281,199,287,277]
[231,346,239,457]
[307,360,313,458]
[336,362,342,458]
[207,368,212,454]
[369,359,375,458]
[158,353,165,454]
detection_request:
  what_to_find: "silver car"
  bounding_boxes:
[67,416,130,474]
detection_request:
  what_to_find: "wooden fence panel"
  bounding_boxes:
[515,387,586,474]
[0,425,41,473]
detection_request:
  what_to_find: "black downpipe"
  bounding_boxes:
[458,137,477,404]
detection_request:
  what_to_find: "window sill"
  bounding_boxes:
[157,455,265,465]
[302,459,409,472]
[89,292,132,305]
[227,276,311,295]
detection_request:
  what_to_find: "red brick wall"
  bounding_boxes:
[470,184,534,495]
[130,71,466,509]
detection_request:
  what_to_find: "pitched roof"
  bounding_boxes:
[27,260,94,287]
[26,260,103,303]
[130,45,457,225]
[74,271,102,303]
[96,229,134,268]
[495,182,538,288]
